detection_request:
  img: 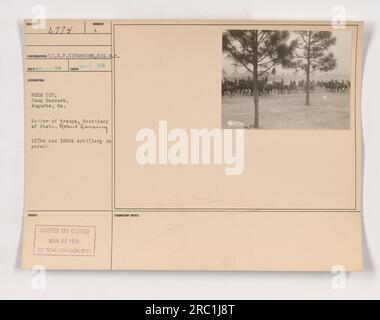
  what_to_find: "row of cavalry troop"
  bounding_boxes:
[222,77,351,97]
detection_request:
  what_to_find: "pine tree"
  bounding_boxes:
[293,31,337,106]
[223,30,296,128]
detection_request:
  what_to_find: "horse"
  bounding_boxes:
[222,79,237,97]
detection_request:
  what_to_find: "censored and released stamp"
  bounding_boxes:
[33,225,96,256]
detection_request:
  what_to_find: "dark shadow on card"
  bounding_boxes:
[15,18,25,271]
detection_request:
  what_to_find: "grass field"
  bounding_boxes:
[222,91,350,129]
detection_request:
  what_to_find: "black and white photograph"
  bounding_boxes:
[222,29,352,129]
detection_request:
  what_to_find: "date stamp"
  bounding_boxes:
[33,225,96,256]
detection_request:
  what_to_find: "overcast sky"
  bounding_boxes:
[222,30,352,79]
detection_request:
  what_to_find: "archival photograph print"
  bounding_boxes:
[222,29,352,129]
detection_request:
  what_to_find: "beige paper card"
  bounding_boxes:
[23,20,363,271]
